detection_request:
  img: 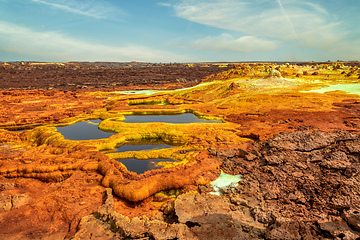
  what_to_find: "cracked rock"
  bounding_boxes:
[342,208,360,231]
[318,216,360,239]
[0,194,12,211]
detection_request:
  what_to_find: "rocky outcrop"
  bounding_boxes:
[174,192,266,239]
[0,193,31,211]
[267,130,358,151]
[73,188,193,240]
[212,130,360,239]
[264,69,283,79]
[74,188,265,240]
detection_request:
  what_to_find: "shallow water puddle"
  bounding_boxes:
[116,158,176,174]
[123,113,222,123]
[112,143,173,153]
[112,90,160,95]
[128,100,172,106]
[57,120,115,140]
[57,113,220,141]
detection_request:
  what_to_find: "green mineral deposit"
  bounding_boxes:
[305,83,360,95]
[209,171,242,196]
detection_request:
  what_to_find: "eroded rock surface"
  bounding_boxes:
[213,130,360,239]
[0,172,104,240]
[70,130,360,239]
[74,188,265,240]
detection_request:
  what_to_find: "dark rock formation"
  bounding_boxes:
[218,130,360,239]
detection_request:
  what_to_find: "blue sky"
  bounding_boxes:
[0,0,359,62]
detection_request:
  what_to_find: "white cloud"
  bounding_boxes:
[170,0,360,58]
[0,21,185,62]
[157,2,172,7]
[191,33,278,53]
[172,0,332,40]
[31,0,118,19]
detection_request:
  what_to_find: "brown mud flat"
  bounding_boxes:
[1,61,360,239]
[0,62,231,91]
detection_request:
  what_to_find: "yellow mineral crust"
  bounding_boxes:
[1,62,359,204]
[99,151,220,202]
[0,119,230,201]
[0,128,103,181]
[87,120,244,150]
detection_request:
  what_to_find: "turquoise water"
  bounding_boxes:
[116,158,176,174]
[123,113,222,123]
[305,83,360,95]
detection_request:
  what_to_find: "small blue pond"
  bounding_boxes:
[57,113,221,141]
[116,158,176,174]
[123,113,222,123]
[57,120,115,140]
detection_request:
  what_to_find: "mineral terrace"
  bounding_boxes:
[1,61,360,239]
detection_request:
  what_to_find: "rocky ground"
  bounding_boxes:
[1,62,360,239]
[2,131,359,239]
[69,130,360,239]
[218,130,360,239]
[0,62,231,91]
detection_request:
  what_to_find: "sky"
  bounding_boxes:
[0,0,359,62]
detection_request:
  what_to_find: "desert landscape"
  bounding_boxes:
[1,61,360,239]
